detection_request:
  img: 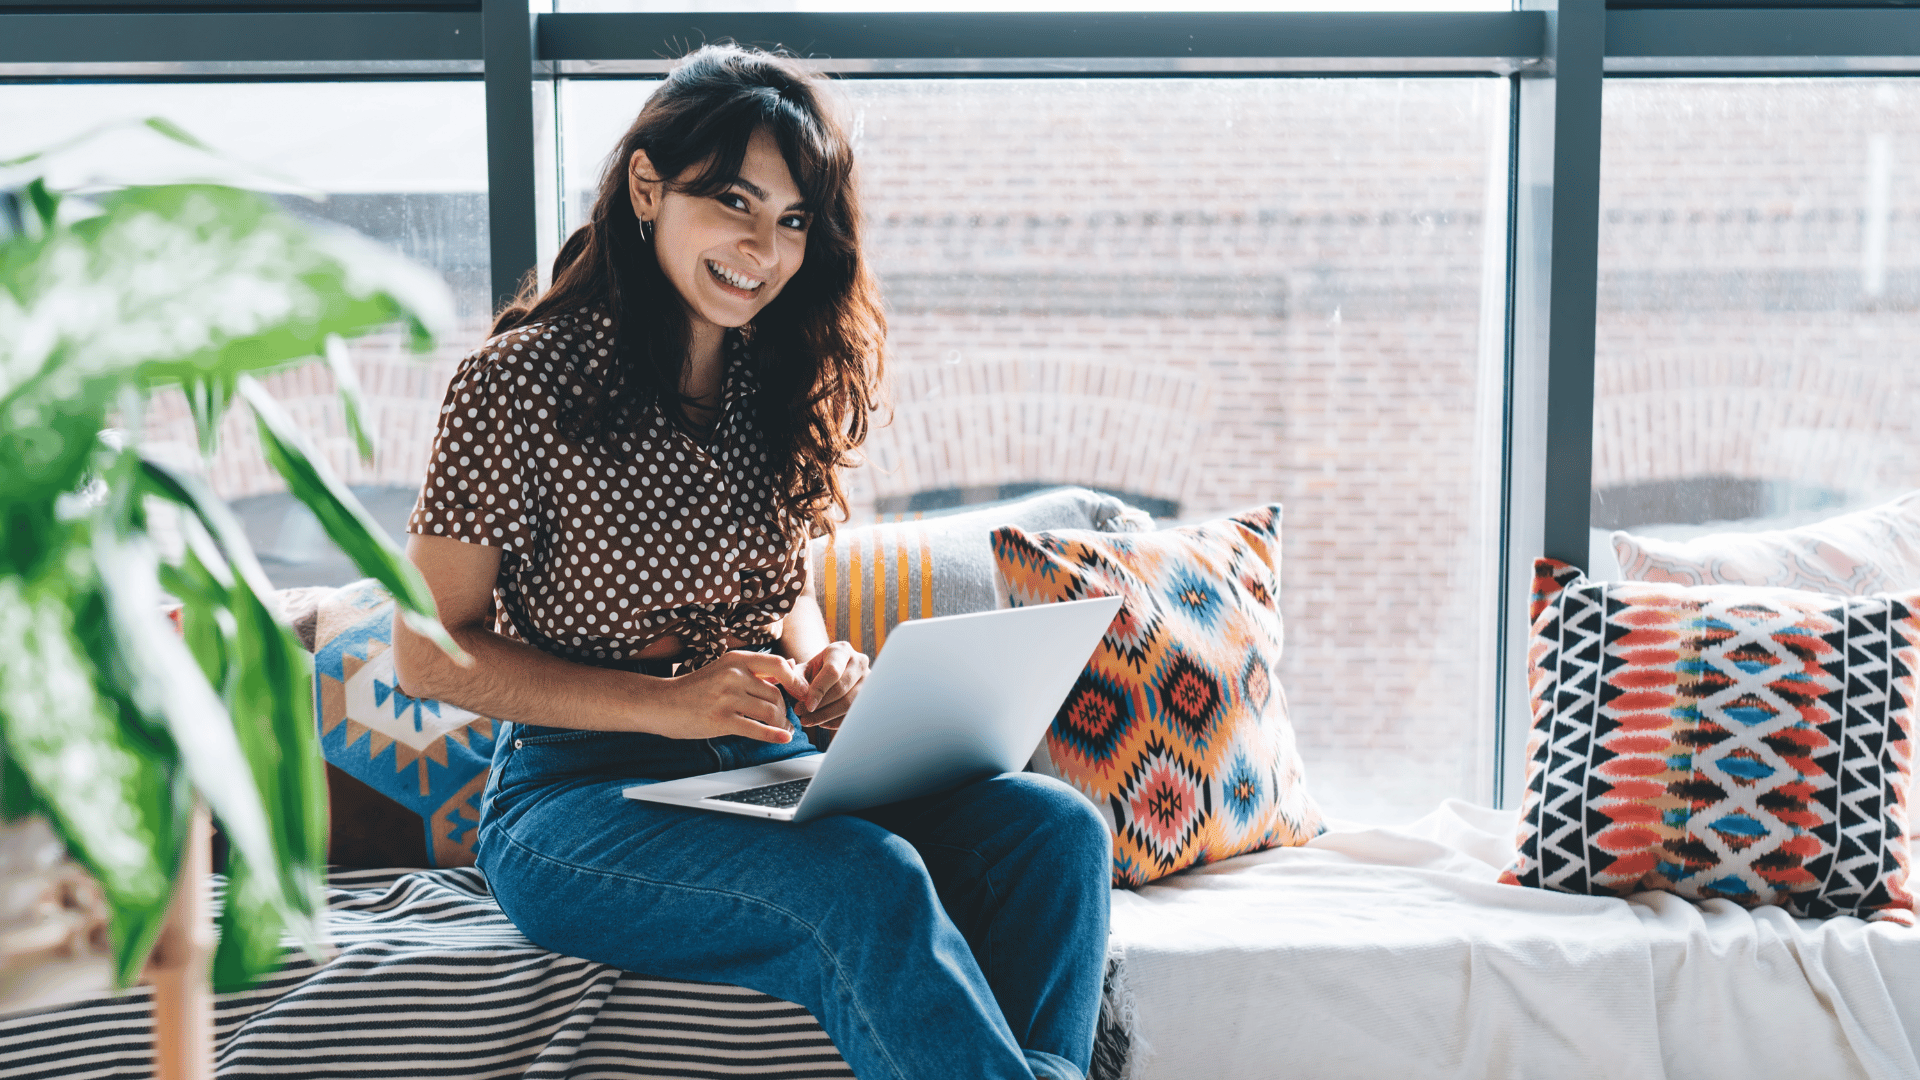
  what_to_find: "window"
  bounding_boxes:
[0,79,491,583]
[564,74,1510,821]
[1593,79,1920,559]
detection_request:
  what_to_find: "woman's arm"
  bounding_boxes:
[778,558,868,730]
[393,533,807,742]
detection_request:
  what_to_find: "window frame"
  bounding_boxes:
[5,0,1913,807]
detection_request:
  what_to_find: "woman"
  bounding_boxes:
[392,44,1110,1080]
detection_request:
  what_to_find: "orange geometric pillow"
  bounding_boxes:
[991,506,1324,886]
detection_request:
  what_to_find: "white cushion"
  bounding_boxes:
[1610,490,1920,595]
[1104,802,1920,1080]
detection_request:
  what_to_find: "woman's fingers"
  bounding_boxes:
[731,650,810,699]
[654,652,798,743]
[805,671,851,714]
[729,711,793,743]
[719,674,790,731]
[710,678,789,742]
[797,644,867,723]
[798,694,854,728]
[802,645,858,708]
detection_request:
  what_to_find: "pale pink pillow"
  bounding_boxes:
[1612,490,1920,595]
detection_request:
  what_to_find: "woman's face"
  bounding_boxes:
[630,127,811,335]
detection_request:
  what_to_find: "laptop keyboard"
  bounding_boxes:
[709,778,812,809]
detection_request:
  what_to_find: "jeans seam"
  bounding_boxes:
[492,824,914,1080]
[514,731,600,747]
[928,842,1000,983]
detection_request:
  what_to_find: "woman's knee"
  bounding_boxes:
[996,773,1112,868]
[804,815,944,909]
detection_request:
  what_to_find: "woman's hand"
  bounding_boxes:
[794,642,869,731]
[651,651,811,743]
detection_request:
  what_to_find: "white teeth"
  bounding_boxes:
[708,261,763,291]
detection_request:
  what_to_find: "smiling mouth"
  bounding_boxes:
[707,260,765,295]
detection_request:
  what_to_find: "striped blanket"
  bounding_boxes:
[1,867,1130,1080]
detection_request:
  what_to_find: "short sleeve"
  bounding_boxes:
[408,344,537,553]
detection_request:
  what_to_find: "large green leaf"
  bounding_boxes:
[0,480,67,581]
[0,358,121,516]
[0,572,179,986]
[157,528,235,692]
[221,570,329,951]
[322,334,375,463]
[184,374,235,461]
[0,746,37,822]
[139,454,341,980]
[1,118,456,994]
[237,377,465,660]
[212,849,288,993]
[86,531,320,952]
[147,493,327,984]
[0,181,452,418]
[137,455,278,605]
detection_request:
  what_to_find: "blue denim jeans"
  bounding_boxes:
[476,711,1111,1080]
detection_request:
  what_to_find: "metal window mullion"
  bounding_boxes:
[1540,6,1603,571]
[483,0,541,316]
[0,12,481,64]
[1606,8,1920,70]
[1494,2,1604,808]
[533,11,1545,67]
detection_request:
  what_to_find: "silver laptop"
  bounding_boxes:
[624,595,1122,823]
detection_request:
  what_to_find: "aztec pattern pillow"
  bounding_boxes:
[1501,558,1919,923]
[312,580,497,868]
[810,486,1148,659]
[1613,490,1920,595]
[992,505,1324,887]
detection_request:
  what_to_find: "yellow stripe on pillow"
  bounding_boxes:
[918,529,933,619]
[847,533,861,653]
[896,529,912,629]
[808,488,1140,660]
[821,531,840,642]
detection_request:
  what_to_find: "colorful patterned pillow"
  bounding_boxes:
[811,487,1148,659]
[1501,558,1919,923]
[991,506,1324,887]
[1613,490,1920,595]
[311,579,497,868]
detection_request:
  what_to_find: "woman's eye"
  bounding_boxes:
[720,193,749,211]
[780,215,809,231]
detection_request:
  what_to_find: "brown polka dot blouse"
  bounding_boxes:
[408,309,807,671]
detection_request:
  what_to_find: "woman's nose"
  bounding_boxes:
[739,217,778,266]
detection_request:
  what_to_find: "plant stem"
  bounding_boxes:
[147,804,212,1080]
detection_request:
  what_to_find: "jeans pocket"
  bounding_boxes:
[513,726,602,748]
[507,727,726,782]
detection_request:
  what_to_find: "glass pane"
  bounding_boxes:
[0,80,492,585]
[562,75,1511,823]
[1594,80,1920,559]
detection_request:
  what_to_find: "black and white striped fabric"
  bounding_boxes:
[3,868,1134,1080]
[0,868,855,1080]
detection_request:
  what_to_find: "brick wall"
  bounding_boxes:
[1595,80,1920,506]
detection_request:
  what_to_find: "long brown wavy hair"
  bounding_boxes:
[493,43,886,537]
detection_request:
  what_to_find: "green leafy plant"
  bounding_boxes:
[0,120,463,991]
